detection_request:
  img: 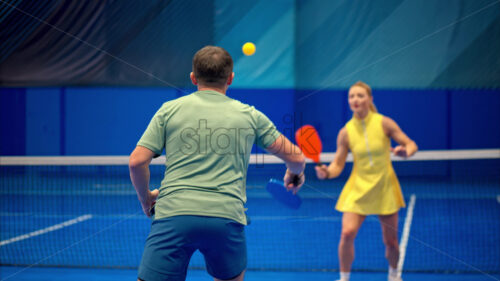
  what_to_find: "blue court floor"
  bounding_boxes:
[1,167,499,280]
[1,267,499,281]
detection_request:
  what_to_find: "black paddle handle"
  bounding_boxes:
[292,173,303,186]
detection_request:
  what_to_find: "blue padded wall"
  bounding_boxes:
[25,88,61,155]
[1,88,498,156]
[0,88,26,155]
[63,88,179,155]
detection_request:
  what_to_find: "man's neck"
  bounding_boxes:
[197,85,227,95]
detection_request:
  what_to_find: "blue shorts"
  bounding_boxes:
[138,215,247,281]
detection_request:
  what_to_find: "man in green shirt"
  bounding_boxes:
[129,46,305,281]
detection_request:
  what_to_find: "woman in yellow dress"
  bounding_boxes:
[315,81,418,281]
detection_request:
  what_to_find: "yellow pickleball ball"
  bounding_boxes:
[242,42,256,56]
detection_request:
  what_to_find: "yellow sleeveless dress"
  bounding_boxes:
[335,111,405,215]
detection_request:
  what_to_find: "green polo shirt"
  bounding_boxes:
[137,90,281,225]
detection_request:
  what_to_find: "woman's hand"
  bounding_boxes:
[315,164,329,180]
[392,145,408,158]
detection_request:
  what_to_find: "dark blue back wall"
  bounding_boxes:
[63,88,180,155]
[366,89,449,150]
[0,88,26,155]
[229,88,296,147]
[0,88,499,156]
[25,88,61,155]
[296,90,348,152]
[450,89,500,149]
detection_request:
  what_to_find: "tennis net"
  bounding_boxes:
[1,150,499,273]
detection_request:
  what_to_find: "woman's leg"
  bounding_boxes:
[378,212,400,269]
[338,212,366,272]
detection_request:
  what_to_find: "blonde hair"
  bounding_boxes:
[350,81,378,113]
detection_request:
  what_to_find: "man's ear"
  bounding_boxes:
[190,72,197,85]
[227,72,234,85]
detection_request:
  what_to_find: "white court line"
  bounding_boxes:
[0,214,92,246]
[397,194,416,278]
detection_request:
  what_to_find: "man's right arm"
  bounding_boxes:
[265,134,306,191]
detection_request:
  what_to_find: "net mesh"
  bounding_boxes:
[1,152,499,273]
